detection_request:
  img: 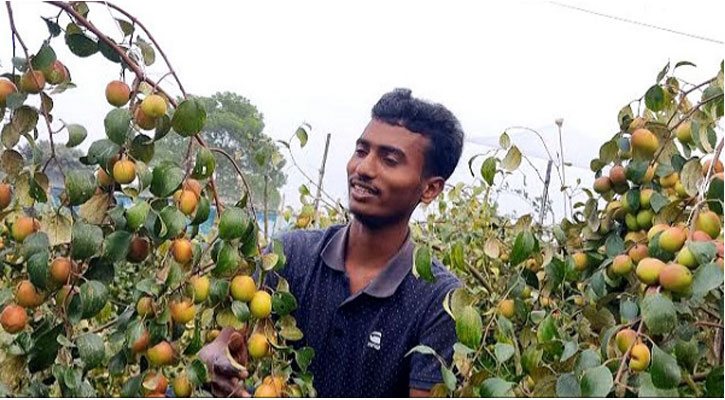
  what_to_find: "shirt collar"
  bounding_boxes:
[320,224,414,298]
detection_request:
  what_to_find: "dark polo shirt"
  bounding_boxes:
[270,224,461,397]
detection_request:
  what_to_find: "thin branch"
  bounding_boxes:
[86,1,188,98]
[688,138,724,241]
[651,93,723,167]
[6,2,65,178]
[614,320,645,387]
[208,147,256,217]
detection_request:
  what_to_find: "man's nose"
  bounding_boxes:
[354,152,377,179]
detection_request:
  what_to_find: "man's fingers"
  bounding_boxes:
[214,360,245,378]
[210,378,248,398]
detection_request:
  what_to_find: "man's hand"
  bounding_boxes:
[199,327,251,397]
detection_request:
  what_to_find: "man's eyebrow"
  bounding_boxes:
[355,139,406,158]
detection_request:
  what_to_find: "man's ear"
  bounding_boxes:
[420,176,445,205]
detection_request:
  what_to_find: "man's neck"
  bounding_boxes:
[345,218,410,273]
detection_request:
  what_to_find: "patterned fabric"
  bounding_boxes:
[268,224,460,397]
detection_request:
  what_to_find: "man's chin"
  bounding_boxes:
[349,207,404,230]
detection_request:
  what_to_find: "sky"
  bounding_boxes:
[1,0,723,222]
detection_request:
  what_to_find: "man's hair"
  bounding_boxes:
[371,88,464,180]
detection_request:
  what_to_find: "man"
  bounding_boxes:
[201,88,465,397]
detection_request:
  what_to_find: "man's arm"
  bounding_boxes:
[410,388,431,397]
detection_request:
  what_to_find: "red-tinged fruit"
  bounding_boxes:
[0,304,27,334]
[636,258,666,285]
[659,263,692,293]
[106,80,131,107]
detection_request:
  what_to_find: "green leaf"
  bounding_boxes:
[116,19,134,36]
[413,245,434,282]
[561,341,578,362]
[620,298,639,324]
[674,337,699,372]
[76,333,105,370]
[187,359,207,386]
[641,293,677,335]
[580,365,613,397]
[510,230,535,265]
[102,230,132,262]
[480,156,497,185]
[499,132,511,149]
[494,343,514,363]
[576,349,602,375]
[189,195,210,226]
[479,378,514,397]
[121,375,142,397]
[405,344,438,358]
[680,159,703,197]
[23,232,50,259]
[65,124,87,148]
[651,344,681,389]
[691,263,723,299]
[98,37,121,63]
[83,139,120,168]
[213,242,240,276]
[599,139,618,164]
[272,291,298,316]
[218,207,249,240]
[159,206,186,240]
[65,33,98,57]
[638,372,678,397]
[27,250,50,290]
[43,18,61,37]
[537,315,559,343]
[12,106,39,135]
[455,305,483,349]
[192,147,216,179]
[154,114,172,141]
[65,169,96,206]
[688,241,717,265]
[706,366,724,398]
[231,301,250,322]
[129,134,154,164]
[31,43,56,70]
[707,177,723,214]
[295,346,315,373]
[80,280,108,319]
[126,200,150,231]
[150,162,184,197]
[501,145,522,171]
[208,279,229,305]
[441,365,456,391]
[171,98,206,137]
[135,37,155,66]
[645,85,665,112]
[71,222,103,260]
[104,108,131,145]
[556,373,581,397]
[605,234,625,258]
[28,324,64,373]
[521,346,543,374]
[2,123,20,149]
[295,126,308,147]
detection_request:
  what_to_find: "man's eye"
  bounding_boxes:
[355,149,367,157]
[384,158,398,166]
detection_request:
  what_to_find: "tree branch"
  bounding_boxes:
[6,2,65,179]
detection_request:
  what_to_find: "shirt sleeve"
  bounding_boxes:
[409,280,460,390]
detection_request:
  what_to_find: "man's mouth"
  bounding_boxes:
[350,180,379,197]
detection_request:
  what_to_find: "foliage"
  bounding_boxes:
[0,3,309,397]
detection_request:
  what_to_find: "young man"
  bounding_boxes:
[200,88,465,397]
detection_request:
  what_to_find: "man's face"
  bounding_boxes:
[347,119,440,226]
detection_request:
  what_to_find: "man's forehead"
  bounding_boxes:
[359,119,429,152]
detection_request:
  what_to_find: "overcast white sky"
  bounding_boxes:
[2,0,723,221]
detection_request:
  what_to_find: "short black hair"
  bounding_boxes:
[371,88,464,180]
